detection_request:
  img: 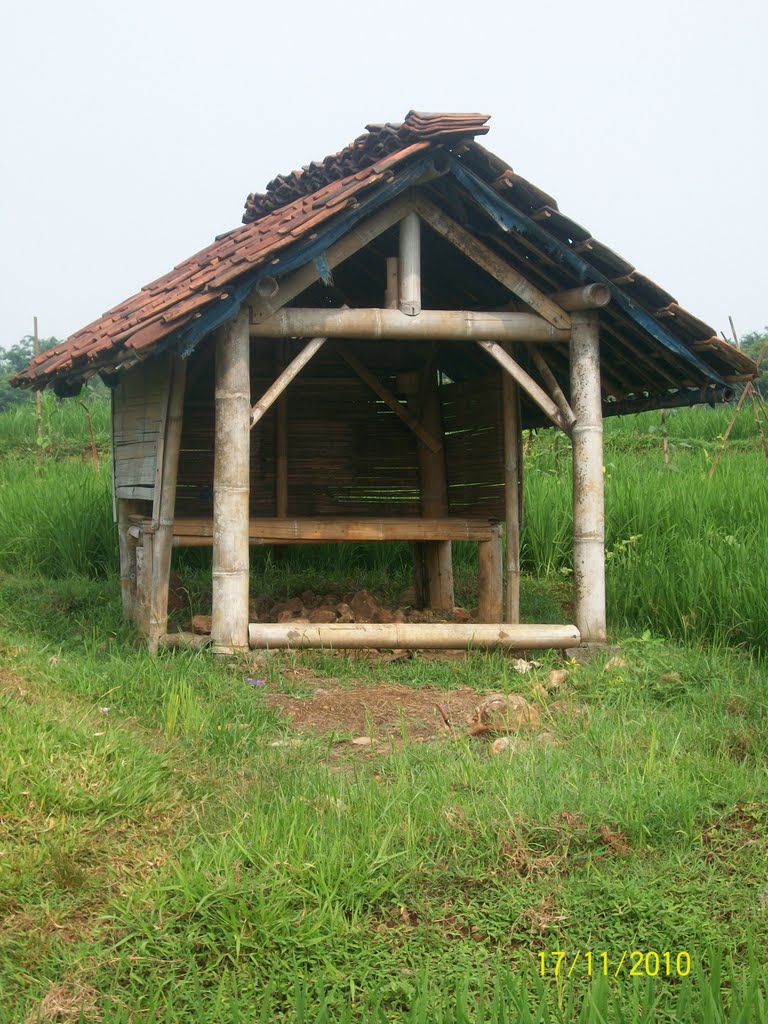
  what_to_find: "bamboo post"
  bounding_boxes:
[570,311,607,644]
[503,373,521,622]
[477,524,504,622]
[399,213,421,316]
[148,355,187,654]
[661,409,670,465]
[212,308,251,654]
[33,316,42,477]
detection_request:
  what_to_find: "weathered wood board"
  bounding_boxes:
[112,356,170,517]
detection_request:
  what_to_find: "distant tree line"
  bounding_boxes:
[0,335,108,411]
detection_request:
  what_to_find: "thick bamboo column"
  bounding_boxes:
[477,524,503,622]
[502,373,522,623]
[148,356,187,653]
[212,309,251,654]
[570,311,607,644]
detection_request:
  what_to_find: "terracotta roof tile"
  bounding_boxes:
[10,110,758,393]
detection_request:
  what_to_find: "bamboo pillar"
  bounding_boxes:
[503,372,522,622]
[212,308,251,654]
[148,355,187,654]
[570,311,607,644]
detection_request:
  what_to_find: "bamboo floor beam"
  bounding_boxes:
[161,516,499,545]
[248,622,580,650]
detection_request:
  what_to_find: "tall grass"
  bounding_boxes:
[0,457,116,576]
[0,392,110,457]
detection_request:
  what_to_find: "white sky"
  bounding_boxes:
[2,0,766,348]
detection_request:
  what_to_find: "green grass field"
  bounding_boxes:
[0,397,767,1021]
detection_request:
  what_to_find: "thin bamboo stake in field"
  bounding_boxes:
[33,316,42,478]
[709,329,767,478]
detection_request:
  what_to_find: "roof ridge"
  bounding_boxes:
[241,110,490,224]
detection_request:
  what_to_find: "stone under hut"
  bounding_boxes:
[12,112,757,654]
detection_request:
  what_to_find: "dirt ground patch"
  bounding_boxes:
[268,683,482,739]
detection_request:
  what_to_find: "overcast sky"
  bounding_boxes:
[2,0,766,349]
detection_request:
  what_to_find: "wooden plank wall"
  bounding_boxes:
[112,356,170,513]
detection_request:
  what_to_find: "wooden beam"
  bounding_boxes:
[249,622,580,650]
[250,336,327,428]
[413,195,571,331]
[250,307,570,343]
[212,309,251,654]
[247,195,416,323]
[526,345,576,431]
[169,516,498,544]
[475,340,569,433]
[336,344,442,453]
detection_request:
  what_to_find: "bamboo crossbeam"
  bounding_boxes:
[336,345,442,452]
[250,336,327,427]
[475,340,569,433]
[526,345,576,432]
[248,622,580,650]
[250,308,570,343]
[548,284,611,311]
[413,196,571,331]
[167,516,499,544]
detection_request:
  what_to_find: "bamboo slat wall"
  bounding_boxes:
[443,375,505,519]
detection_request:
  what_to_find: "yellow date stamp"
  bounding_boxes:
[538,950,692,978]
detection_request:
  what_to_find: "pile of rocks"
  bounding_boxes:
[192,588,476,634]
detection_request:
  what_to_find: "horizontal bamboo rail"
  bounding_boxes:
[250,308,570,343]
[248,622,580,650]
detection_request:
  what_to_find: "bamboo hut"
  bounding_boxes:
[12,112,758,654]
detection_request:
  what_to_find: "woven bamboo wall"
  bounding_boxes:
[175,345,505,519]
[443,375,505,519]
